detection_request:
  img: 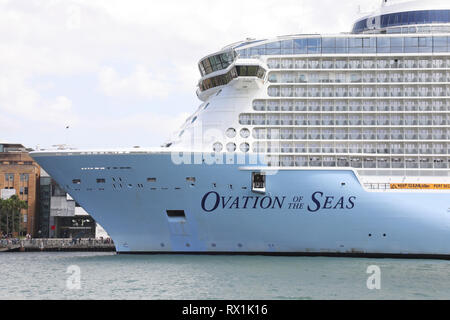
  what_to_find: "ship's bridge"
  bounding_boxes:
[352,0,450,34]
[196,56,267,101]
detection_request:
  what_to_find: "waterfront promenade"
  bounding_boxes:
[0,238,116,252]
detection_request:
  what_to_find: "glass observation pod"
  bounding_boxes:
[198,64,266,92]
[198,50,238,77]
[197,59,267,101]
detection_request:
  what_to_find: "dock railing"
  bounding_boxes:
[0,238,116,252]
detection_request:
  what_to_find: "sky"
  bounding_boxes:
[0,0,382,150]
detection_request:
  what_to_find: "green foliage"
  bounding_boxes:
[0,195,28,236]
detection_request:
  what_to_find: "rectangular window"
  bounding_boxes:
[20,174,29,182]
[349,38,363,48]
[322,37,336,48]
[266,41,281,49]
[166,210,186,218]
[294,39,307,54]
[390,37,404,47]
[381,15,389,28]
[390,37,404,53]
[335,38,348,53]
[96,179,106,184]
[433,36,448,52]
[281,40,293,49]
[266,48,281,55]
[147,178,157,182]
[349,38,363,54]
[363,38,376,53]
[377,37,390,53]
[307,38,321,54]
[72,179,81,184]
[405,37,418,47]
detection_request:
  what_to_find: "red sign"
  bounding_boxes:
[51,225,56,230]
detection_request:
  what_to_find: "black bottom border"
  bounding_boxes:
[2,300,449,318]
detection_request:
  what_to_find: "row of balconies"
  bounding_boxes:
[252,119,447,126]
[269,72,450,84]
[253,134,449,141]
[267,58,450,70]
[268,86,450,98]
[256,106,450,112]
[254,144,450,155]
[261,155,450,169]
[253,100,450,112]
[240,115,450,127]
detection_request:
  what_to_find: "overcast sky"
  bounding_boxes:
[0,0,382,150]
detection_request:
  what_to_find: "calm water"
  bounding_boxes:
[0,252,449,300]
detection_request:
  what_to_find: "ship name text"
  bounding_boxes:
[201,191,356,213]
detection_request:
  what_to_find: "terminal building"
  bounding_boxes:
[0,143,40,237]
[39,169,108,239]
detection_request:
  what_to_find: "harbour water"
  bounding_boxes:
[0,253,449,300]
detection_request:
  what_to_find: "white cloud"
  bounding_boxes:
[98,66,171,99]
[0,72,77,123]
[93,111,189,134]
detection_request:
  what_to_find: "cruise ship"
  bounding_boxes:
[32,0,450,258]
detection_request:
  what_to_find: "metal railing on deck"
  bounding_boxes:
[364,183,391,190]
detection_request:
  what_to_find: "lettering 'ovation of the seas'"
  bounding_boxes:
[32,0,450,258]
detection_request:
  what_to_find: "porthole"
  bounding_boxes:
[226,143,236,153]
[226,128,237,138]
[240,128,250,139]
[213,142,223,152]
[240,143,250,153]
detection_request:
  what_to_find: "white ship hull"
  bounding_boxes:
[31,151,450,259]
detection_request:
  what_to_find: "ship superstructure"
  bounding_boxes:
[168,0,450,188]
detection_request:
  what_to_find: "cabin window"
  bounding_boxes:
[226,128,237,138]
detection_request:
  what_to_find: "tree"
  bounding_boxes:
[0,196,28,237]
